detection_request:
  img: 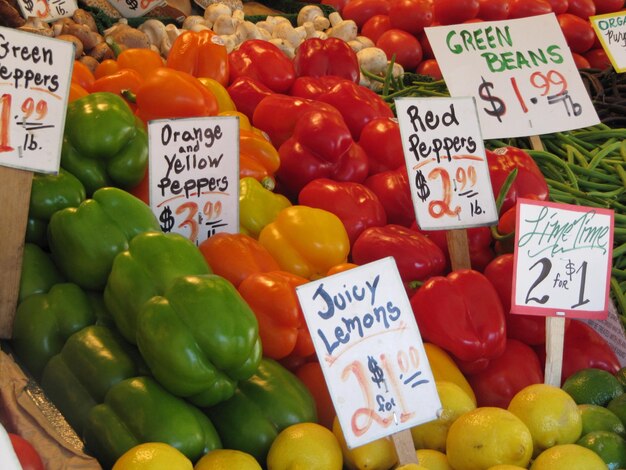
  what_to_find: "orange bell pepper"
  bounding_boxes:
[239,129,281,186]
[68,82,89,103]
[258,206,350,279]
[116,48,164,79]
[295,361,335,430]
[94,59,119,79]
[199,232,280,287]
[133,67,219,122]
[91,69,144,110]
[238,270,315,360]
[71,60,95,91]
[167,29,229,86]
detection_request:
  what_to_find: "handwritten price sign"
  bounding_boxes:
[395,96,497,230]
[425,14,599,139]
[590,11,626,73]
[106,0,165,17]
[512,199,614,319]
[148,116,239,245]
[17,0,77,22]
[296,257,441,448]
[0,27,74,173]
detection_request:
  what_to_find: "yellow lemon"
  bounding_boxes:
[396,465,430,470]
[112,442,193,470]
[529,443,608,470]
[446,407,533,470]
[194,449,262,470]
[486,466,527,470]
[411,381,476,452]
[415,449,452,470]
[507,383,582,456]
[332,416,397,470]
[266,422,343,470]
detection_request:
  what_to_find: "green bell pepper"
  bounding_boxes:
[239,176,291,238]
[83,376,221,469]
[40,325,148,434]
[61,92,148,196]
[18,243,65,304]
[26,169,86,247]
[104,231,211,344]
[12,283,97,380]
[205,358,317,462]
[136,274,262,407]
[47,187,161,291]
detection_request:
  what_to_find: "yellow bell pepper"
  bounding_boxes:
[199,77,236,113]
[424,343,476,405]
[259,205,350,280]
[239,177,291,238]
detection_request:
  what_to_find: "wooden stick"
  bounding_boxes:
[446,229,472,271]
[392,429,419,465]
[0,166,33,339]
[544,316,566,386]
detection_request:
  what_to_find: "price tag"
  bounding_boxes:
[425,14,599,139]
[16,0,77,22]
[148,116,239,245]
[106,0,166,17]
[0,27,74,173]
[395,96,498,230]
[296,257,441,449]
[590,11,626,72]
[512,199,614,319]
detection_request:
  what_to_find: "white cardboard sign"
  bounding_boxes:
[425,14,599,139]
[296,257,441,449]
[16,0,77,22]
[590,11,626,73]
[105,0,165,17]
[512,199,614,319]
[0,27,74,173]
[148,116,239,245]
[395,96,498,230]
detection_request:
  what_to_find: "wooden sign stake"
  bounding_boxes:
[446,229,472,271]
[529,134,566,386]
[0,165,33,339]
[392,429,420,465]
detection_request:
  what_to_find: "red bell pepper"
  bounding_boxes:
[487,146,549,214]
[253,94,342,148]
[290,76,394,139]
[133,67,219,122]
[410,269,507,374]
[414,224,495,272]
[535,319,621,385]
[229,40,296,93]
[293,37,360,83]
[289,75,343,100]
[298,178,387,245]
[275,108,369,199]
[364,167,415,227]
[227,76,274,122]
[166,29,229,86]
[351,224,446,291]
[358,117,405,175]
[483,253,571,346]
[467,338,544,408]
[295,360,336,430]
[238,270,315,361]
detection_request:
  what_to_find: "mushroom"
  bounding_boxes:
[327,13,358,42]
[182,15,209,31]
[18,18,54,37]
[272,21,305,49]
[89,41,115,62]
[105,23,151,50]
[357,47,389,76]
[297,5,330,31]
[64,22,103,51]
[204,3,232,25]
[269,38,296,59]
[139,19,169,48]
[57,34,84,59]
[213,13,239,36]
[72,8,98,32]
[79,55,100,73]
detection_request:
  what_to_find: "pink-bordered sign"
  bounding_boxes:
[512,198,614,320]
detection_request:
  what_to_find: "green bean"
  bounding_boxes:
[588,142,622,170]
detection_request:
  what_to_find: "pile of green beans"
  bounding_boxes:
[491,124,626,321]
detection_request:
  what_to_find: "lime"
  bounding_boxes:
[562,368,624,406]
[530,444,608,470]
[576,430,626,470]
[579,404,626,437]
[608,393,626,428]
[508,384,582,456]
[446,407,533,470]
